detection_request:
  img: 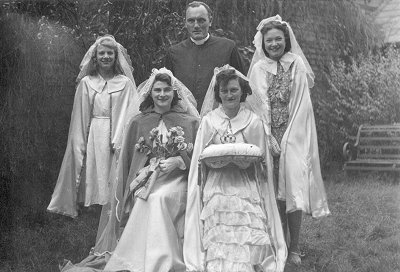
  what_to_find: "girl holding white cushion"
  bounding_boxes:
[184,65,286,272]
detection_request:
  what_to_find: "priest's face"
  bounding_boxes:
[151,81,174,113]
[185,5,211,41]
[219,78,242,112]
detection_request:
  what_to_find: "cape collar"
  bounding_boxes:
[260,52,297,75]
[87,74,127,94]
[210,104,252,135]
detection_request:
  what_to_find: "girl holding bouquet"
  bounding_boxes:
[98,68,199,272]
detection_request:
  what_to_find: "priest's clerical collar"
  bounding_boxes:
[190,33,210,45]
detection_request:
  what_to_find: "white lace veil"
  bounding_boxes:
[248,14,315,88]
[133,67,199,118]
[76,35,136,86]
[201,64,268,118]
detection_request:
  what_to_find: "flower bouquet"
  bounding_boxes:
[129,126,193,200]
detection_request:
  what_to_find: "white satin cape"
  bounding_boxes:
[248,52,330,218]
[47,74,137,218]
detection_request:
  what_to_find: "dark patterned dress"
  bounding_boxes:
[267,62,293,183]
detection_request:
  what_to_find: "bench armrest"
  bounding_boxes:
[343,142,357,161]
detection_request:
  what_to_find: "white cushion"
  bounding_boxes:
[199,143,263,169]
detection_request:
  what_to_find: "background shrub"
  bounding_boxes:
[315,45,400,165]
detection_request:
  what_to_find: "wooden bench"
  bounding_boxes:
[343,124,400,174]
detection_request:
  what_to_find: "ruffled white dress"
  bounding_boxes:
[200,106,275,272]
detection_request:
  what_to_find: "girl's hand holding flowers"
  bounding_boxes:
[159,156,185,173]
[135,126,193,160]
[132,126,193,196]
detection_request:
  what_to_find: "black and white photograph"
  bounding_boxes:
[1,0,399,271]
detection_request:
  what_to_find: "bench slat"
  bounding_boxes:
[344,124,400,173]
[361,124,400,129]
[346,159,400,164]
[358,155,400,159]
[358,145,400,149]
[361,128,400,132]
[345,163,400,167]
[344,166,400,172]
[358,136,400,141]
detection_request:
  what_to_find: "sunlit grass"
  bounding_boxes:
[285,170,400,272]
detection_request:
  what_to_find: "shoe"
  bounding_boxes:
[288,251,304,265]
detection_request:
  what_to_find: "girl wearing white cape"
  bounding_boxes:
[247,15,330,264]
[184,65,287,272]
[47,35,137,218]
[102,68,199,272]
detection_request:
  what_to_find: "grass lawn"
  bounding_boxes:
[285,169,400,272]
[1,167,399,272]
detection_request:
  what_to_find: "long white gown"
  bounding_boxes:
[99,109,199,272]
[47,74,136,217]
[184,105,287,272]
[83,88,112,206]
[104,117,188,272]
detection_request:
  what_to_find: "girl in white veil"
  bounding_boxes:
[47,35,137,218]
[247,15,314,88]
[184,65,287,272]
[104,67,199,272]
[247,15,330,265]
